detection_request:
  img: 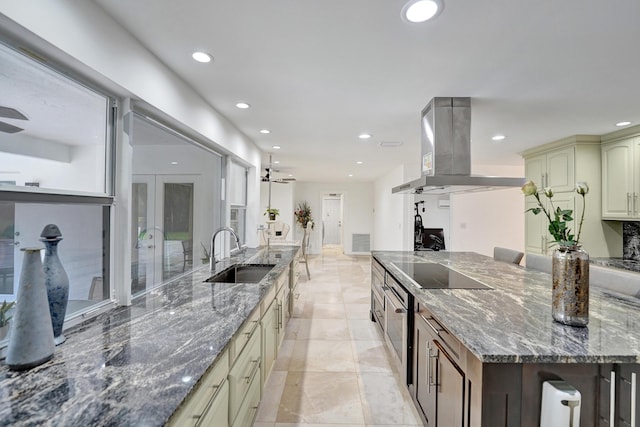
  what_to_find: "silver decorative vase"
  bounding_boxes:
[551,245,589,327]
[41,224,69,345]
[6,248,55,370]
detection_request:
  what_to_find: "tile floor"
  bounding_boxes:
[254,247,423,427]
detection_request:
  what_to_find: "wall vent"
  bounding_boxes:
[352,234,371,253]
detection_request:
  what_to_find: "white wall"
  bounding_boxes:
[0,144,104,193]
[449,164,525,257]
[260,181,295,231]
[294,182,374,255]
[373,164,408,251]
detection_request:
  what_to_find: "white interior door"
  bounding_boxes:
[322,196,342,246]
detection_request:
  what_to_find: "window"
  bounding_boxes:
[0,39,114,344]
[229,161,248,246]
[130,114,222,293]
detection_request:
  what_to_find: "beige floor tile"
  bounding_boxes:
[273,339,295,371]
[289,340,356,372]
[303,281,342,293]
[352,340,394,373]
[277,372,365,424]
[348,319,384,342]
[299,302,346,319]
[253,422,275,427]
[275,424,364,427]
[358,371,423,426]
[342,289,371,304]
[303,291,344,304]
[295,318,351,341]
[256,371,287,422]
[345,303,373,320]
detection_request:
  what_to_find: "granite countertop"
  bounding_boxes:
[373,251,640,365]
[591,257,640,273]
[0,246,299,427]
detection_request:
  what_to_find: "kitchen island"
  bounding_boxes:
[0,245,299,426]
[372,250,640,427]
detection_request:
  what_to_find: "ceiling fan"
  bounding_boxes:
[261,168,296,184]
[0,106,28,134]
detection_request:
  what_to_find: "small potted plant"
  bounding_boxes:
[264,207,280,221]
[0,300,15,341]
[200,242,211,264]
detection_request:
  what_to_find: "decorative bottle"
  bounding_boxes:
[41,224,70,345]
[6,248,55,370]
[551,245,589,327]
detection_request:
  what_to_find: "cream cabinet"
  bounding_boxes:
[522,135,615,257]
[601,136,640,219]
[525,146,575,192]
[167,350,230,427]
[524,193,576,255]
[229,318,261,426]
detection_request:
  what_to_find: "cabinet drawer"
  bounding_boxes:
[229,325,261,421]
[198,380,229,427]
[231,309,260,361]
[416,304,462,363]
[168,350,229,426]
[261,285,276,316]
[231,364,261,427]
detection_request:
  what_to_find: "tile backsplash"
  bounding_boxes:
[623,222,640,261]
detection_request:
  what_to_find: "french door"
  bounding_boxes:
[132,174,201,294]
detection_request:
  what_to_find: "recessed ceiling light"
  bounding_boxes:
[288,174,293,177]
[356,161,363,164]
[192,51,212,63]
[616,121,632,127]
[272,145,281,150]
[348,174,353,177]
[273,160,280,164]
[491,134,506,141]
[402,0,443,23]
[259,129,271,134]
[236,102,250,109]
[170,161,179,165]
[358,133,373,140]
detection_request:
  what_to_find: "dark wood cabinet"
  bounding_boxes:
[413,305,465,427]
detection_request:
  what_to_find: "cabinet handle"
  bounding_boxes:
[422,315,444,335]
[278,302,283,330]
[395,307,406,314]
[632,372,637,427]
[629,193,632,215]
[245,358,260,384]
[541,174,545,188]
[545,172,549,188]
[611,370,616,426]
[427,343,438,391]
[244,320,259,337]
[635,193,639,217]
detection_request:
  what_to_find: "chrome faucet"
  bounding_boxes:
[210,227,242,270]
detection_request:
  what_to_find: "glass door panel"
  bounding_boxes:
[0,203,15,297]
[131,175,200,295]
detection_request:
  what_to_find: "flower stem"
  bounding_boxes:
[576,193,586,245]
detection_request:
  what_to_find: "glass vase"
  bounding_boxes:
[551,245,589,327]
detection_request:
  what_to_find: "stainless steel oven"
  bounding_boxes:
[370,259,385,333]
[384,272,413,385]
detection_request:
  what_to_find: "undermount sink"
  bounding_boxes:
[204,264,276,284]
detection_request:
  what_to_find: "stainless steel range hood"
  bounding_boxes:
[392,97,525,194]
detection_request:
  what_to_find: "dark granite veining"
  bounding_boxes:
[0,246,299,427]
[624,221,640,261]
[591,257,640,273]
[373,251,640,364]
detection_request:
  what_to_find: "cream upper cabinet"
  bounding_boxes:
[602,137,639,219]
[522,135,615,257]
[524,146,575,192]
[525,193,576,255]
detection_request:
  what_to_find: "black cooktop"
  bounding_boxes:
[391,262,491,290]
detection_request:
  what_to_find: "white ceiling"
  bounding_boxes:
[93,0,640,182]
